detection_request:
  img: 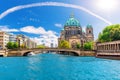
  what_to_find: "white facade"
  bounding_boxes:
[39,38,58,48]
[17,34,37,49]
[9,34,17,42]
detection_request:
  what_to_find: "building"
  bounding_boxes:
[39,37,58,48]
[16,34,37,49]
[26,38,37,49]
[58,14,94,48]
[0,31,9,49]
[9,34,17,42]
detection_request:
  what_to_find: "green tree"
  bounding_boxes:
[76,43,81,49]
[21,43,25,49]
[83,42,93,50]
[7,42,19,49]
[37,45,46,49]
[98,24,120,42]
[6,42,14,49]
[59,40,70,49]
[13,42,18,49]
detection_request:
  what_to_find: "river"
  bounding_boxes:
[0,53,120,80]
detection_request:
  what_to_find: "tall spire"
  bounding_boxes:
[70,12,74,18]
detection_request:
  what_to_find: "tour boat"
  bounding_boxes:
[27,52,35,56]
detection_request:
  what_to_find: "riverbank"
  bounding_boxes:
[96,56,120,60]
[80,51,96,56]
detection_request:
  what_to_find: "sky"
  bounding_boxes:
[0,0,120,46]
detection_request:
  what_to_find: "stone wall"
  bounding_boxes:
[80,51,96,56]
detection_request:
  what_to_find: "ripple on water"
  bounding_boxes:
[0,53,120,80]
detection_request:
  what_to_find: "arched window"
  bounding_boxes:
[89,30,91,33]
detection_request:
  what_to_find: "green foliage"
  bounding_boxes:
[98,24,120,42]
[6,42,18,49]
[37,45,46,49]
[76,43,81,49]
[83,42,93,50]
[13,42,19,49]
[21,44,25,48]
[59,40,70,49]
[6,42,13,49]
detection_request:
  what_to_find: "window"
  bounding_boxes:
[78,30,80,34]
[89,30,91,33]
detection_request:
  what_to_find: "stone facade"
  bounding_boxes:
[0,31,9,49]
[16,34,37,49]
[58,14,94,48]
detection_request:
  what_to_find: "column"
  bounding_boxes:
[113,44,115,51]
[117,43,119,52]
[118,44,120,52]
[104,45,105,51]
[111,44,113,52]
[109,44,111,51]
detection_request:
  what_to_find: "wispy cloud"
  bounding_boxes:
[55,23,62,28]
[0,2,112,25]
[0,25,19,32]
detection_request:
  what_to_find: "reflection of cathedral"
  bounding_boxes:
[58,14,94,48]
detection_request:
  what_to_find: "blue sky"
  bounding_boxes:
[0,0,120,45]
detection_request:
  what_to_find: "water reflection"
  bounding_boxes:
[0,53,120,80]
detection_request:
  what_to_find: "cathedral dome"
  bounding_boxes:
[64,14,80,27]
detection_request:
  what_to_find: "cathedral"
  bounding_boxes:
[58,14,94,48]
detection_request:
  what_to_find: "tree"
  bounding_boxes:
[98,24,120,42]
[6,42,19,49]
[6,42,14,49]
[13,42,18,49]
[83,42,93,50]
[21,43,25,49]
[76,43,81,49]
[59,40,70,49]
[37,45,46,49]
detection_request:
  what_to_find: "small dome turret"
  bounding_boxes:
[87,24,92,28]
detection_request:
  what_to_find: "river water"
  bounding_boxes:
[0,53,120,80]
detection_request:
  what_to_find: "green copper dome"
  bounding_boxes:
[87,24,92,28]
[64,15,80,27]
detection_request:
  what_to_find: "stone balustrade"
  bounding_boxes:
[96,41,120,56]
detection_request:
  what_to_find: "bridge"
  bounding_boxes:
[0,50,8,57]
[7,48,81,56]
[96,40,120,57]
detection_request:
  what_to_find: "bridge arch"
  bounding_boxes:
[23,51,32,56]
[59,51,79,56]
[40,49,80,56]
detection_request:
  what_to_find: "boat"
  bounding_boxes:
[27,52,35,56]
